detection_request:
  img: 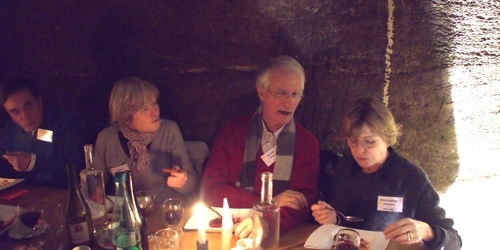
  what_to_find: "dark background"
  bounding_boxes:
[1,0,498,192]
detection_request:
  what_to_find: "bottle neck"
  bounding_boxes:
[83,144,94,171]
[67,164,78,191]
[261,172,273,204]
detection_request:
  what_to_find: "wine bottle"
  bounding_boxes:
[111,171,147,250]
[252,172,280,249]
[65,163,95,248]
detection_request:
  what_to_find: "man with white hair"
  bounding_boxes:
[201,56,320,236]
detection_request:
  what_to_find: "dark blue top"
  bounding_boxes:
[324,147,462,249]
[0,104,85,188]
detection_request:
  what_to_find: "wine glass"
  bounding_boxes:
[135,190,154,216]
[154,228,180,250]
[13,200,43,238]
[162,198,184,228]
[31,202,65,249]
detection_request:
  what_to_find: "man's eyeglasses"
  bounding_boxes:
[345,137,379,149]
[265,87,303,101]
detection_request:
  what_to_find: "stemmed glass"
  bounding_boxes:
[13,200,45,239]
[162,198,184,228]
[135,190,154,217]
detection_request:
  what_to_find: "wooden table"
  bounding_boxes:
[0,184,316,249]
[0,184,428,250]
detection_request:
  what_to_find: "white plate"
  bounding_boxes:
[304,224,389,250]
[184,207,253,232]
[0,178,24,191]
[0,205,17,235]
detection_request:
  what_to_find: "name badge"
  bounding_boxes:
[260,145,277,167]
[377,196,403,213]
[110,163,130,176]
[37,128,53,143]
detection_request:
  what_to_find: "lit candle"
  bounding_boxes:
[195,203,207,244]
[221,198,233,250]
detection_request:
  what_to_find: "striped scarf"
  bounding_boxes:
[239,105,295,195]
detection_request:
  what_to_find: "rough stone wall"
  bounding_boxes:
[0,0,498,192]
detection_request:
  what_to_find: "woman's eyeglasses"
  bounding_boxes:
[345,138,379,149]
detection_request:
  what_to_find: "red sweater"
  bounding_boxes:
[200,115,320,233]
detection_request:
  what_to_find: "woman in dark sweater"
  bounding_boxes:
[312,97,461,249]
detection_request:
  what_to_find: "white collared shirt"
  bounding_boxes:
[261,120,285,153]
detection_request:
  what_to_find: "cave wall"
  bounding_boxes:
[1,0,498,192]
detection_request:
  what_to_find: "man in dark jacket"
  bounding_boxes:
[0,78,85,188]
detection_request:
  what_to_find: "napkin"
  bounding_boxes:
[0,188,29,201]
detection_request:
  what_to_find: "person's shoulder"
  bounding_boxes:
[96,125,118,141]
[294,121,319,145]
[218,115,252,132]
[159,118,179,128]
[390,148,431,182]
[156,119,183,136]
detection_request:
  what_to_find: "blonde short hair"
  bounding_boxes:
[109,77,159,127]
[256,56,305,89]
[340,97,401,146]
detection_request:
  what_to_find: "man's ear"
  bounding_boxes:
[257,85,265,102]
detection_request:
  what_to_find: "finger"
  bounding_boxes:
[295,193,307,208]
[319,201,333,210]
[237,225,252,238]
[282,200,301,210]
[234,221,251,238]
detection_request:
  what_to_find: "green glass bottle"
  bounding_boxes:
[126,171,149,250]
[111,171,144,250]
[65,163,95,248]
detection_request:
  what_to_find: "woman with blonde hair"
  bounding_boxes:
[311,97,461,249]
[94,77,197,202]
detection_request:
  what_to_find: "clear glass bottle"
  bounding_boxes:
[81,144,109,247]
[111,171,147,250]
[65,163,95,248]
[252,172,280,249]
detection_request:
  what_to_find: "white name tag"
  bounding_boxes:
[377,196,403,213]
[110,163,130,176]
[37,128,53,143]
[260,145,277,167]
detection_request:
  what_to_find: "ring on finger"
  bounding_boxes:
[406,232,413,241]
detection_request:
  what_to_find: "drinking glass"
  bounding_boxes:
[13,200,44,238]
[32,202,65,249]
[162,198,184,228]
[332,229,361,250]
[169,227,184,247]
[154,228,180,250]
[135,190,154,216]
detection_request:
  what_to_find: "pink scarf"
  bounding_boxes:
[120,126,156,174]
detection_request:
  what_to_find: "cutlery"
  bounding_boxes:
[326,207,364,222]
